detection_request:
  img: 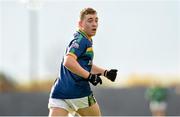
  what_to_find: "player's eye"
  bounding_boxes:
[88,19,93,23]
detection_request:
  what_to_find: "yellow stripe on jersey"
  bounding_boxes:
[86,47,93,52]
[67,52,77,60]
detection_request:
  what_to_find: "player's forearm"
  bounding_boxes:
[91,64,106,75]
[63,55,90,79]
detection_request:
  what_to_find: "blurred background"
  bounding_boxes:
[0,0,180,116]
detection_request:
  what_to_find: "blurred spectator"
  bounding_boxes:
[145,85,168,116]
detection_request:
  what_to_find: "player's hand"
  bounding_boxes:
[87,73,102,86]
[104,69,118,82]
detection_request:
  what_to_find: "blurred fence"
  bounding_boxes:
[0,87,179,116]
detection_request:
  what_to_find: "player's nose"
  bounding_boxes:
[92,21,98,27]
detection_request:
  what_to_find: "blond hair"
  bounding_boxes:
[80,8,97,20]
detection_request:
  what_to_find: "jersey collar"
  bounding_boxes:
[78,29,92,42]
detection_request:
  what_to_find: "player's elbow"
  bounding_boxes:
[63,56,70,68]
[63,55,75,68]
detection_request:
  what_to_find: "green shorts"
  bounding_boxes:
[48,93,96,112]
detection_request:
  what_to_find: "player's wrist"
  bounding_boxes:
[87,73,92,79]
[83,71,90,79]
[87,73,102,86]
[104,70,108,77]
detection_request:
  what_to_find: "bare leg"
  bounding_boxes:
[76,103,101,116]
[49,107,69,116]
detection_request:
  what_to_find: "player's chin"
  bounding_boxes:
[91,32,96,36]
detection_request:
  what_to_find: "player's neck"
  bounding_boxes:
[78,29,92,41]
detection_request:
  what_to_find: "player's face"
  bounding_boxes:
[79,14,98,37]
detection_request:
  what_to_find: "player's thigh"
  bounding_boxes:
[76,103,101,116]
[49,107,68,116]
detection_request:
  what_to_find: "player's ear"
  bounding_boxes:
[78,20,83,28]
[78,21,82,28]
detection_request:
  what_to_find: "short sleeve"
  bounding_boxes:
[66,38,87,58]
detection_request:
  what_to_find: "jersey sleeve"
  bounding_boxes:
[66,38,87,59]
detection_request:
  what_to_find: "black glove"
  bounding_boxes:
[87,73,102,86]
[104,69,118,82]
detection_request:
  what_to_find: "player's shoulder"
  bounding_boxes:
[73,31,89,44]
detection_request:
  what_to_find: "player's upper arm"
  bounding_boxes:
[63,53,77,67]
[63,53,90,78]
